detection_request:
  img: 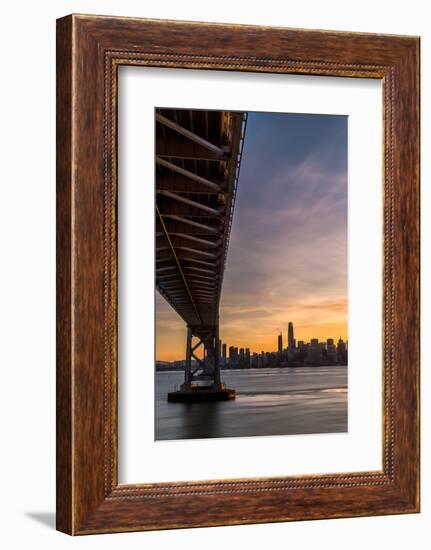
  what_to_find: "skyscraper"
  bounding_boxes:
[337,338,347,364]
[229,346,235,366]
[306,338,322,364]
[288,322,295,349]
[278,333,283,354]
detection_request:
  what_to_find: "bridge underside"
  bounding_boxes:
[155,108,247,398]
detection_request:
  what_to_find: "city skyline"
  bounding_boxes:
[156,111,347,362]
[157,320,348,365]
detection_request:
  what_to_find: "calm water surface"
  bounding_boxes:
[155,366,347,440]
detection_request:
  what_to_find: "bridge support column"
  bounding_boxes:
[182,326,192,389]
[169,322,235,402]
[214,319,221,389]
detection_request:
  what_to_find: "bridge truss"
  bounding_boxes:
[155,107,247,396]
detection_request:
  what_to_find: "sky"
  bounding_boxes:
[156,111,348,361]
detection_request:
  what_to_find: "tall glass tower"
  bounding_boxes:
[278,333,283,354]
[288,322,295,349]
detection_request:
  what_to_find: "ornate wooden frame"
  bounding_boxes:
[56,14,420,534]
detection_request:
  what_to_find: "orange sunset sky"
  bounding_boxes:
[156,111,348,362]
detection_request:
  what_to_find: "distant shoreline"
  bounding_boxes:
[156,364,347,373]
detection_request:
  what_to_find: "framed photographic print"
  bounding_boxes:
[56,14,420,534]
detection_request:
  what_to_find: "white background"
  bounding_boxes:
[119,67,382,483]
[0,0,429,548]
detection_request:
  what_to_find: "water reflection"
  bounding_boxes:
[155,366,347,441]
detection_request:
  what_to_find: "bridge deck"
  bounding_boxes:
[156,108,247,329]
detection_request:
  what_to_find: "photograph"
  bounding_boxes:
[155,107,348,440]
